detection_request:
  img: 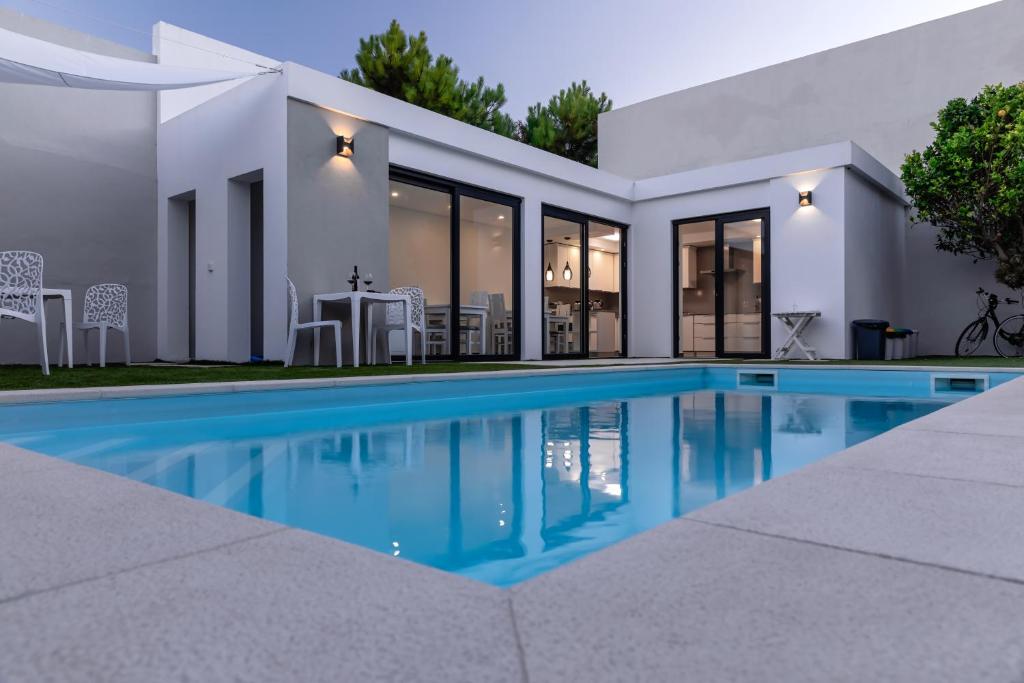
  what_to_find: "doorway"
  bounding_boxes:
[674,210,770,358]
[542,206,627,359]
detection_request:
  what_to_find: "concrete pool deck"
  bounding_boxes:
[1,372,1023,681]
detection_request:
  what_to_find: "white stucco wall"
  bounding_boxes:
[599,0,1024,179]
[157,73,288,362]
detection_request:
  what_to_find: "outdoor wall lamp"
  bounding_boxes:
[798,190,813,207]
[545,262,554,282]
[562,261,573,281]
[336,135,354,157]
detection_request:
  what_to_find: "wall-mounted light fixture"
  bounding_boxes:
[336,135,354,158]
[545,262,554,282]
[798,190,813,207]
[562,261,573,281]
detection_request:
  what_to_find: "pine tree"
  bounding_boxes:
[340,20,514,138]
[517,81,612,167]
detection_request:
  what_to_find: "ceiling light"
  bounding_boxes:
[562,261,573,281]
[390,191,399,198]
[545,262,554,282]
[498,214,505,220]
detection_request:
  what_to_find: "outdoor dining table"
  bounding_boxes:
[425,304,489,355]
[312,291,412,367]
[44,288,74,368]
[772,310,821,360]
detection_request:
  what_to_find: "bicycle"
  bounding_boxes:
[955,287,1024,358]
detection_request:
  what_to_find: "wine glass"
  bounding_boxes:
[363,272,374,291]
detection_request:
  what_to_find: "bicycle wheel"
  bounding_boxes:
[994,315,1024,358]
[955,319,988,357]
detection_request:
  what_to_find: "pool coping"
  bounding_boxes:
[2,375,1024,680]
[1,360,1021,405]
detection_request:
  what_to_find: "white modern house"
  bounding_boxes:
[3,0,1023,365]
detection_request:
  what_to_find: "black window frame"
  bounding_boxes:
[389,165,523,362]
[541,204,629,360]
[672,209,771,359]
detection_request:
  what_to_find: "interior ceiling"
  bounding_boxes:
[543,216,622,254]
[680,219,761,247]
[389,180,512,228]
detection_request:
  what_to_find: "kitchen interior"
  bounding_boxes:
[543,217,623,356]
[678,218,763,356]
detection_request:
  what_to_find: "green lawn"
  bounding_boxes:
[0,362,542,391]
[0,356,1021,392]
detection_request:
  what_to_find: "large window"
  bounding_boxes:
[389,169,520,360]
[674,210,769,358]
[542,206,627,358]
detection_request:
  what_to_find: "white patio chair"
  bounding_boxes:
[0,250,48,375]
[285,277,341,367]
[366,286,427,364]
[60,283,130,368]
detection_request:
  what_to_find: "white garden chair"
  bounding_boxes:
[60,283,130,368]
[285,277,341,367]
[366,286,427,364]
[0,250,48,375]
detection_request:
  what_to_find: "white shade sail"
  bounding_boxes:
[0,26,264,91]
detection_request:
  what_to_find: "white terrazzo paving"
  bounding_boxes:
[1,375,1023,681]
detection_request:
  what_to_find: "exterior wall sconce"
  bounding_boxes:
[562,261,573,281]
[545,262,554,282]
[798,190,812,207]
[336,136,354,157]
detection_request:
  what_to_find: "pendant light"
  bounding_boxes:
[562,261,573,281]
[545,262,554,282]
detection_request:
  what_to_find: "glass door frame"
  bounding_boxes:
[672,209,770,359]
[540,205,629,360]
[390,165,522,361]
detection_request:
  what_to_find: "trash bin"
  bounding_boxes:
[851,319,889,360]
[885,327,910,360]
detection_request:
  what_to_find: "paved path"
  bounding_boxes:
[1,377,1023,681]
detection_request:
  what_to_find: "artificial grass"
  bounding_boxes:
[0,362,543,391]
[0,356,1021,392]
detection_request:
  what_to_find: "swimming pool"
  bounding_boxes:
[0,367,1015,586]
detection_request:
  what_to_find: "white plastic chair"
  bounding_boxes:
[366,286,427,364]
[489,293,512,355]
[285,277,342,367]
[0,250,48,375]
[60,283,130,368]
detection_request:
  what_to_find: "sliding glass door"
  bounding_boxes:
[542,206,627,359]
[389,168,520,360]
[674,210,769,358]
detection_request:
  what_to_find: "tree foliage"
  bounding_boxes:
[901,83,1024,289]
[517,81,611,167]
[340,20,514,137]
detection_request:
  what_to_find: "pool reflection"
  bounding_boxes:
[64,391,946,586]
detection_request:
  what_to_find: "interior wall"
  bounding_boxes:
[389,206,450,306]
[286,99,390,365]
[459,220,514,305]
[0,9,157,365]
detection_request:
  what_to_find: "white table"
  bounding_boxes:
[312,291,412,367]
[425,304,489,355]
[772,311,821,360]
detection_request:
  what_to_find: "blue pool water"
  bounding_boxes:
[0,367,1013,586]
